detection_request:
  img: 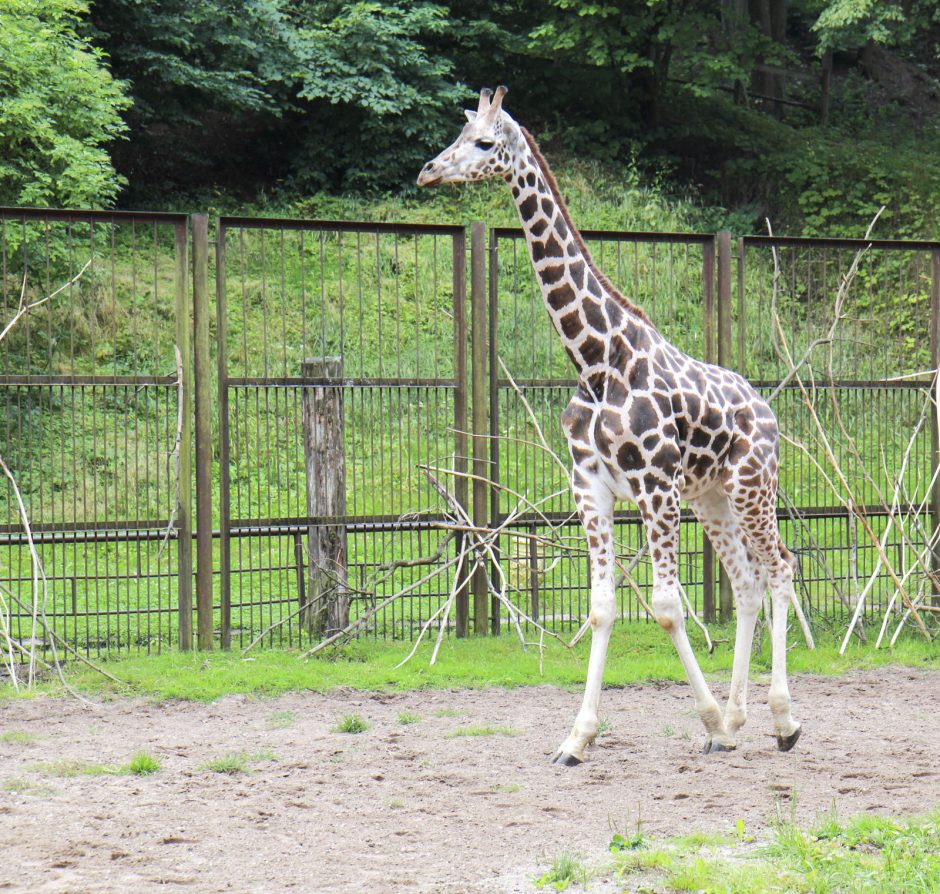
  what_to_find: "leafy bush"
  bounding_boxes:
[0,0,130,207]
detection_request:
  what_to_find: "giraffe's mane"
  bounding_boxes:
[520,127,651,325]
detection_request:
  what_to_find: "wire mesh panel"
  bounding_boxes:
[216,218,467,647]
[0,209,190,658]
[739,236,939,625]
[488,229,717,631]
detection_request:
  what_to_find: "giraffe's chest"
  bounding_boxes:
[563,363,739,500]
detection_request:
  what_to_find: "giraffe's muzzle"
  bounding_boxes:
[417,162,443,188]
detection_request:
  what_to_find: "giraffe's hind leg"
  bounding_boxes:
[721,461,802,751]
[689,487,767,745]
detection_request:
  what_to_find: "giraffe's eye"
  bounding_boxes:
[475,140,495,151]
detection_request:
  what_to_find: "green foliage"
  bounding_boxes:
[291,2,470,190]
[0,0,129,207]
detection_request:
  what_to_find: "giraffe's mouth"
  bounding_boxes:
[416,171,443,188]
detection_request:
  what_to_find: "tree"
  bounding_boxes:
[290,2,470,190]
[86,0,297,198]
[0,0,129,207]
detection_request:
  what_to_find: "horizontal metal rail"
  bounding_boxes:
[226,376,458,388]
[744,234,940,252]
[493,377,932,390]
[0,206,188,225]
[218,215,464,236]
[492,226,716,244]
[0,374,178,387]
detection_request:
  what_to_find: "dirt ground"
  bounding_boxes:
[2,666,939,894]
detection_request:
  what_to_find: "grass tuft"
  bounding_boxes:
[125,752,161,775]
[397,711,421,725]
[333,714,369,734]
[535,850,590,891]
[203,753,249,774]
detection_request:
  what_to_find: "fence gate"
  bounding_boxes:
[0,208,192,658]
[213,217,469,648]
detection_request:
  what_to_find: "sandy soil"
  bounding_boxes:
[1,667,939,893]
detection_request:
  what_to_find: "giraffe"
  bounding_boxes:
[418,86,802,765]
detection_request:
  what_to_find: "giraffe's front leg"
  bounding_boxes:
[553,475,615,766]
[643,493,735,754]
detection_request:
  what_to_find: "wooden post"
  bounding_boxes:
[301,357,348,636]
[716,231,735,623]
[192,213,214,650]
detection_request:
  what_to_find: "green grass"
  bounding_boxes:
[126,752,161,775]
[333,713,368,734]
[16,623,937,703]
[397,711,421,725]
[265,709,296,729]
[203,752,249,774]
[0,729,40,744]
[2,777,55,797]
[29,752,163,777]
[608,808,940,893]
[535,850,591,891]
[447,724,520,738]
[201,748,279,774]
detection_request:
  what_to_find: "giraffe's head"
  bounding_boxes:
[417,86,517,188]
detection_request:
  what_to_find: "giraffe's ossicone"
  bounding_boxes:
[419,87,802,763]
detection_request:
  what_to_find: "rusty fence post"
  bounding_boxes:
[215,222,231,649]
[701,236,716,623]
[716,230,734,623]
[452,229,470,636]
[191,213,214,650]
[174,219,193,650]
[301,357,348,636]
[470,222,490,634]
[931,250,940,606]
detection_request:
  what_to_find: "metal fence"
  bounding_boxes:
[1,206,938,658]
[0,209,192,656]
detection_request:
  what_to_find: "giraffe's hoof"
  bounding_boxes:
[552,751,583,767]
[703,737,736,755]
[776,724,802,752]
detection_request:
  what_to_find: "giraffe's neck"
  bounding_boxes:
[508,129,653,381]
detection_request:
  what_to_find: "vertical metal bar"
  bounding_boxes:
[737,237,746,375]
[716,231,734,623]
[174,221,193,650]
[470,222,490,635]
[216,223,231,648]
[931,250,940,604]
[452,229,469,636]
[488,228,502,628]
[191,214,214,650]
[701,236,716,623]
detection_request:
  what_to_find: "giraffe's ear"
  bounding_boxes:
[464,110,478,123]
